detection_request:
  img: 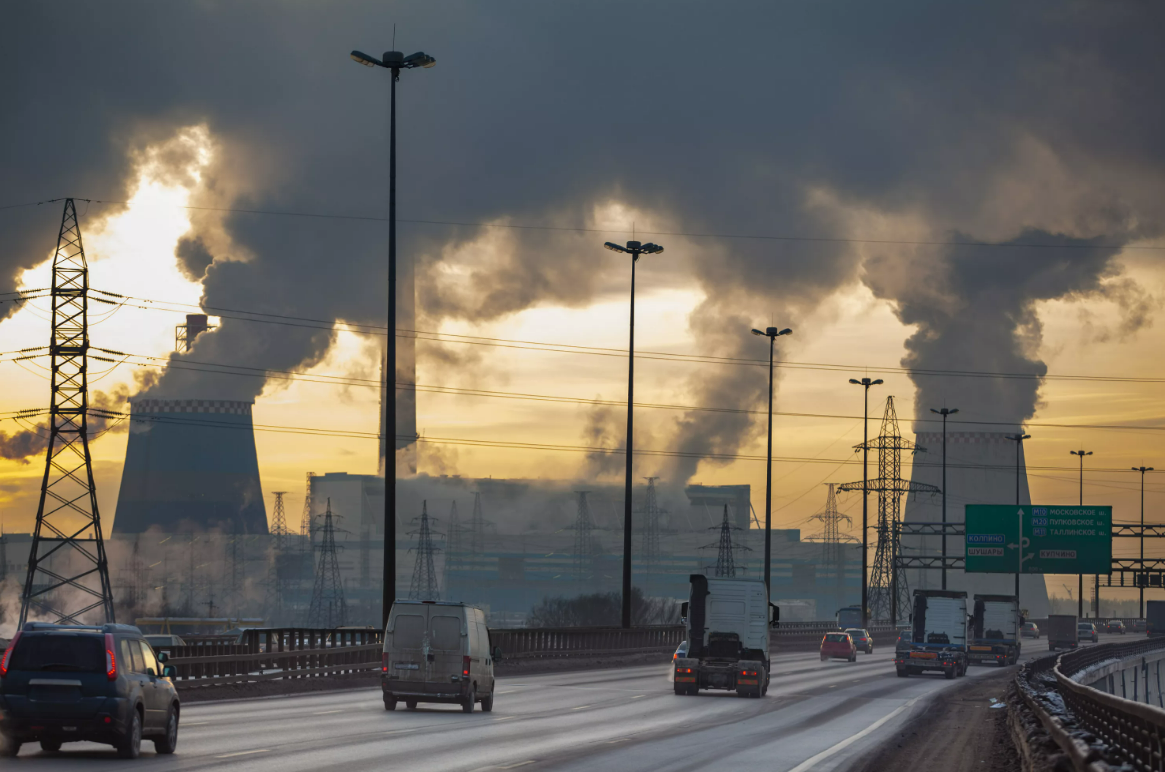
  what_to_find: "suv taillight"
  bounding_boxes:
[0,631,20,677]
[382,653,389,673]
[105,633,117,681]
[462,655,471,676]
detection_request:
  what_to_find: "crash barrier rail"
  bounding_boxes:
[489,625,684,661]
[166,628,383,688]
[1013,635,1165,771]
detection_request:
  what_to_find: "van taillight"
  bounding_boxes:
[0,631,20,677]
[463,655,471,676]
[382,653,389,673]
[105,633,117,681]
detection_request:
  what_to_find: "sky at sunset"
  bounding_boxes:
[2,1,1164,604]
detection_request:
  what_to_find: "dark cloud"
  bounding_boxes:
[3,1,1164,476]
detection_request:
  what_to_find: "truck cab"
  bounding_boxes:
[968,594,1021,667]
[674,575,778,698]
[895,589,969,680]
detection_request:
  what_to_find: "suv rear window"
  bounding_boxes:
[8,633,104,673]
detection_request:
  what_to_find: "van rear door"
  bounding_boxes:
[429,608,466,688]
[389,608,428,687]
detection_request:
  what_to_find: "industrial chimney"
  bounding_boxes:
[113,399,268,535]
[903,431,1050,617]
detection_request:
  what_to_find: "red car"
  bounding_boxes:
[821,632,857,662]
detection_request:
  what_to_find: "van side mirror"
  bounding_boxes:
[492,646,502,661]
[680,602,689,618]
[163,666,176,679]
[769,602,780,629]
[157,652,169,663]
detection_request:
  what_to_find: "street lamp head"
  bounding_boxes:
[640,243,664,254]
[604,242,628,254]
[872,379,884,386]
[778,328,792,336]
[751,329,765,337]
[383,51,405,65]
[402,51,437,68]
[849,378,861,385]
[350,50,382,67]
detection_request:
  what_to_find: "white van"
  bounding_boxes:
[381,600,496,712]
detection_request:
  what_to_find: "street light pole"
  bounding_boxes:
[350,46,436,631]
[752,325,793,597]
[930,407,958,590]
[849,377,883,629]
[604,240,664,629]
[1134,465,1154,618]
[1006,433,1031,602]
[1070,450,1092,619]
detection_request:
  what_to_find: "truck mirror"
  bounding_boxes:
[492,645,503,660]
[680,602,689,618]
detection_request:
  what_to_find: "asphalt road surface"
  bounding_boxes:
[8,633,1129,771]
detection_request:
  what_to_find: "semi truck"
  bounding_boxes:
[1147,601,1165,637]
[836,605,863,630]
[895,589,969,679]
[1046,614,1079,650]
[968,594,1021,666]
[674,574,779,697]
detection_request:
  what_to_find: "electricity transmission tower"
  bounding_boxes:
[118,536,149,609]
[444,500,462,590]
[270,491,289,550]
[300,473,315,542]
[224,535,245,618]
[469,491,490,557]
[839,397,938,623]
[638,477,662,567]
[307,498,346,628]
[806,484,856,563]
[702,505,750,577]
[20,199,115,626]
[408,501,442,601]
[569,491,598,585]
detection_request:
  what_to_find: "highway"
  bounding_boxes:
[9,633,1128,771]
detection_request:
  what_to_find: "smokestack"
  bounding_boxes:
[113,399,268,535]
[903,431,1050,617]
[175,314,214,352]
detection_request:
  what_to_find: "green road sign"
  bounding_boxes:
[965,505,1112,574]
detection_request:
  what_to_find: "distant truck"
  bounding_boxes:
[1046,614,1079,651]
[895,589,968,679]
[1147,601,1165,637]
[968,594,1021,666]
[674,575,779,697]
[836,605,863,630]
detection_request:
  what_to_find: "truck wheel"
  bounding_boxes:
[674,684,688,696]
[945,667,955,680]
[896,667,908,678]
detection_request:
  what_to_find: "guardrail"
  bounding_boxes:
[1012,634,1165,771]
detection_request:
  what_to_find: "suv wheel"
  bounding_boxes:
[462,685,476,713]
[117,709,142,759]
[154,706,179,754]
[0,735,20,757]
[40,739,62,752]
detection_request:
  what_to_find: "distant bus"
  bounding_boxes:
[837,605,863,630]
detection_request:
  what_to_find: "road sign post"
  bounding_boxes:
[965,505,1112,575]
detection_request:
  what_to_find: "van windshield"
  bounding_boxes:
[394,614,425,649]
[8,633,105,673]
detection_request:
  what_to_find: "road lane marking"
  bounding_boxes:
[217,750,270,759]
[571,705,592,711]
[786,697,921,772]
[500,763,536,769]
[494,716,517,721]
[631,694,646,699]
[183,722,210,726]
[313,710,345,715]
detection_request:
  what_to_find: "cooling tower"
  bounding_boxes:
[903,431,1050,618]
[113,399,268,535]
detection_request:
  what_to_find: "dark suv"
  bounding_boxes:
[0,623,180,758]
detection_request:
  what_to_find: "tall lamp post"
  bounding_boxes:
[929,407,958,590]
[1070,449,1092,618]
[1134,465,1154,618]
[1006,433,1031,602]
[751,325,792,597]
[604,239,664,629]
[849,377,883,629]
[351,46,436,630]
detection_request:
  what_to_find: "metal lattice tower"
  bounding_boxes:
[306,498,346,628]
[117,536,149,609]
[839,397,938,623]
[469,491,490,557]
[300,473,315,541]
[702,505,750,577]
[270,491,289,551]
[569,491,598,584]
[444,500,462,589]
[807,484,856,564]
[20,199,115,626]
[225,535,245,618]
[407,501,442,601]
[639,477,662,567]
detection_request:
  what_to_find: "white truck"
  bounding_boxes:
[895,589,969,679]
[674,574,779,697]
[968,594,1021,666]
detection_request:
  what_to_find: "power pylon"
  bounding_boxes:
[306,498,346,628]
[270,491,289,551]
[444,500,462,590]
[20,199,115,626]
[839,396,938,623]
[300,473,315,541]
[806,484,856,564]
[702,505,750,577]
[224,535,245,618]
[407,501,442,601]
[469,491,491,557]
[569,491,598,585]
[117,536,150,609]
[639,477,662,567]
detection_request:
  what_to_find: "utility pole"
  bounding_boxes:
[1070,450,1092,617]
[350,44,436,631]
[1006,433,1031,603]
[1133,466,1154,618]
[848,377,883,629]
[20,199,115,626]
[929,407,958,590]
[751,325,792,597]
[604,239,665,629]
